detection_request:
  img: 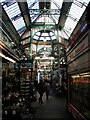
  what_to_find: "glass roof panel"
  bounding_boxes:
[33,35,39,40]
[39,36,44,40]
[3,2,20,18]
[60,30,69,40]
[12,17,25,31]
[49,32,54,36]
[0,0,26,36]
[63,0,90,38]
[26,0,39,9]
[36,15,54,23]
[27,0,39,22]
[51,15,60,24]
[36,31,41,36]
[34,14,58,24]
[51,36,56,40]
[45,37,51,40]
[27,0,63,24]
[42,33,49,36]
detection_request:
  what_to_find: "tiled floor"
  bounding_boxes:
[32,91,74,120]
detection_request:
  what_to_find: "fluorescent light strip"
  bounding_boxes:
[5,57,16,63]
[0,52,5,58]
[0,52,16,63]
[35,56,55,60]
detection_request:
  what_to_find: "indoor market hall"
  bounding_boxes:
[0,0,90,120]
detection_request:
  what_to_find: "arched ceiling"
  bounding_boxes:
[1,0,89,38]
[0,0,90,71]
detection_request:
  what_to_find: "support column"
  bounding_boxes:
[57,29,60,66]
[30,30,33,60]
[29,30,33,81]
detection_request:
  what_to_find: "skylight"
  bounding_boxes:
[27,0,63,24]
[26,0,39,9]
[0,0,26,36]
[27,0,39,22]
[1,0,89,41]
[42,33,49,36]
[63,0,90,39]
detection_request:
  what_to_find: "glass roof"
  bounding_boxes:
[63,0,90,39]
[0,0,26,36]
[0,0,89,40]
[36,16,55,24]
[27,0,63,24]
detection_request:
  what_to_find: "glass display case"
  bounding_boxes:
[69,72,90,119]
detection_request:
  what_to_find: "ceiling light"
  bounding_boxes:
[35,56,55,60]
[0,52,5,58]
[5,57,16,63]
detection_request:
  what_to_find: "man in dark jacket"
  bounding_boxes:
[37,80,45,103]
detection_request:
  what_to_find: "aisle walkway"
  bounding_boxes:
[32,91,74,120]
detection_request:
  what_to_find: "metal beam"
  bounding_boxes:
[31,23,59,30]
[1,5,20,44]
[32,9,48,23]
[33,14,42,23]
[48,15,56,24]
[17,0,31,29]
[58,1,72,28]
[29,9,60,15]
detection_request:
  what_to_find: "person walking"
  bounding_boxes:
[45,81,51,100]
[37,80,45,103]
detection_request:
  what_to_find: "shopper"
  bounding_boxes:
[45,81,51,100]
[37,80,45,103]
